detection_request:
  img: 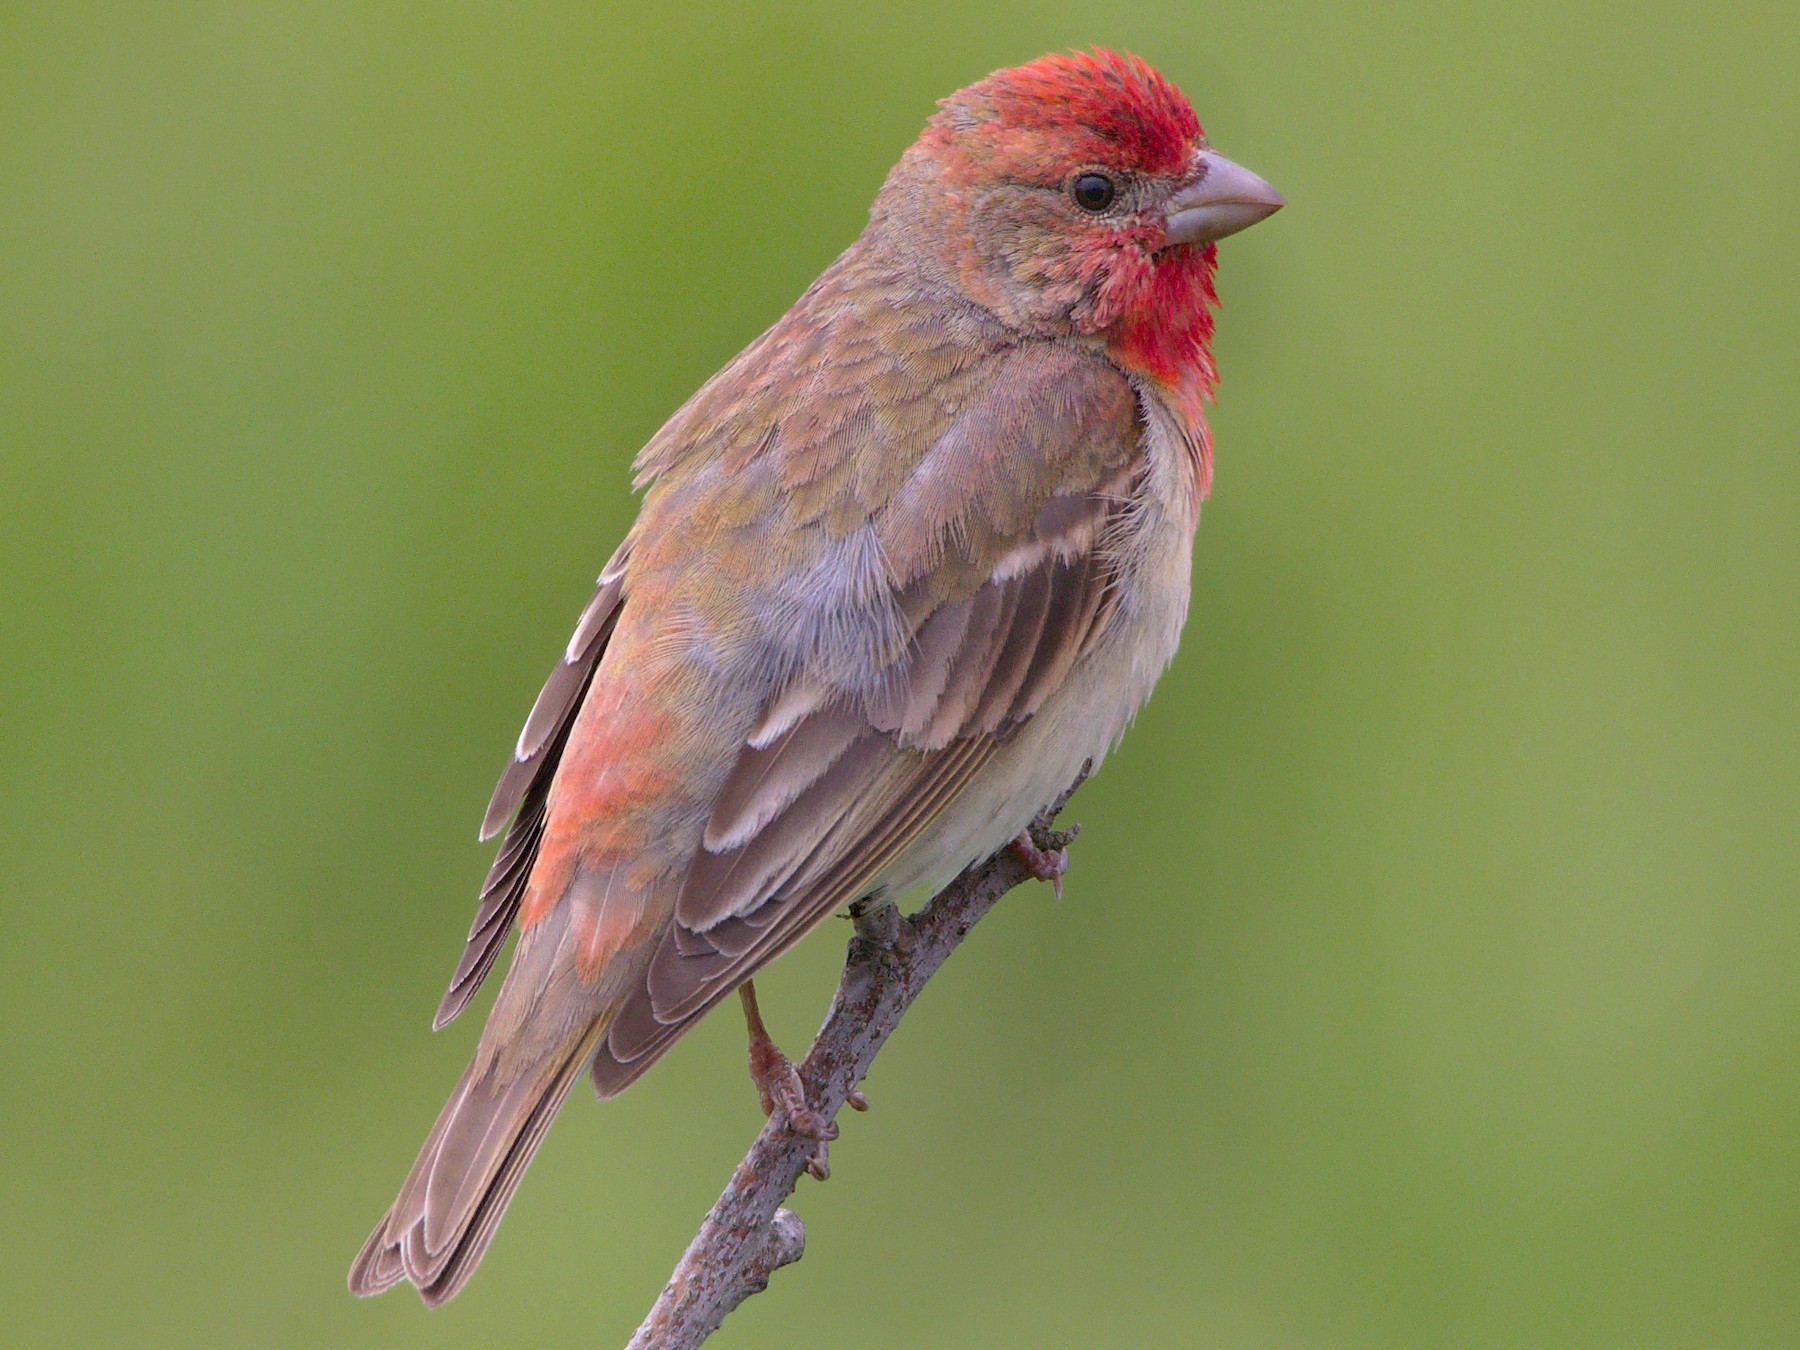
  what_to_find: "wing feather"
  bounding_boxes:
[588,512,1127,1094]
[436,549,631,1027]
[598,735,998,1092]
[455,342,1142,1092]
[481,543,632,841]
[586,341,1149,1093]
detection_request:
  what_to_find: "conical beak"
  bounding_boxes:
[1162,151,1284,246]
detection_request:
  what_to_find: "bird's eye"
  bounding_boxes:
[1071,172,1118,213]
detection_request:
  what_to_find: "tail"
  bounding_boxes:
[349,903,620,1305]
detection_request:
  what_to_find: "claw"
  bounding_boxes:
[1009,831,1069,899]
[739,982,840,1175]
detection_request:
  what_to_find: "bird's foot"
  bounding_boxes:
[739,981,841,1179]
[1009,830,1069,900]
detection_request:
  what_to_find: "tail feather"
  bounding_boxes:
[348,1021,602,1305]
[352,866,654,1304]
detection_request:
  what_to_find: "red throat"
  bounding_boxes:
[1099,241,1220,499]
[925,50,1224,499]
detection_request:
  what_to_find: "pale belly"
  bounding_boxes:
[878,456,1197,904]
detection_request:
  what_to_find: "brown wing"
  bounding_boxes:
[589,485,1131,1094]
[434,544,632,1028]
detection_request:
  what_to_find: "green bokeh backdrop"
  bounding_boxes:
[3,3,1795,1346]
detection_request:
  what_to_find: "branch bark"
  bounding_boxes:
[623,767,1089,1349]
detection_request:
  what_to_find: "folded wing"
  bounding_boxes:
[435,542,632,1027]
[591,343,1145,1092]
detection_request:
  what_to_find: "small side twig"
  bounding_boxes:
[624,766,1090,1349]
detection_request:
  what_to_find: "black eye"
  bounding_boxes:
[1071,172,1118,213]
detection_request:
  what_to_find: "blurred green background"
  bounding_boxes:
[3,2,1795,1346]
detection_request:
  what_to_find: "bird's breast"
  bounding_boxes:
[877,387,1199,900]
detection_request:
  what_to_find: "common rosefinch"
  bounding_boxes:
[350,48,1281,1304]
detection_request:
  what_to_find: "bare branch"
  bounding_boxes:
[624,767,1090,1349]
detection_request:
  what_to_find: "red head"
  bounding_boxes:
[881,50,1280,435]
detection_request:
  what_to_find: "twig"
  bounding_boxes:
[623,766,1090,1349]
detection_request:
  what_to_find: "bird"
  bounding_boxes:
[349,47,1281,1305]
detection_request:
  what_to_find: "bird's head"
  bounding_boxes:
[879,49,1281,407]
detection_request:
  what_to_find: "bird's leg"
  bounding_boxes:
[1009,829,1069,900]
[738,981,840,1179]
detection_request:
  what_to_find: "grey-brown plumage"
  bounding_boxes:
[352,900,620,1303]
[351,48,1280,1307]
